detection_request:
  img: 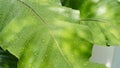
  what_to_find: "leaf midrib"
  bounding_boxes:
[17,0,73,67]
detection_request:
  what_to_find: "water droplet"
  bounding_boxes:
[84,62,89,66]
[41,39,45,43]
[34,52,38,56]
[84,63,87,66]
[22,48,24,50]
[21,62,24,65]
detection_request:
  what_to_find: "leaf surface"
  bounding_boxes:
[62,0,120,45]
[0,0,107,68]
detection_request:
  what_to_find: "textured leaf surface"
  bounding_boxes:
[0,0,109,68]
[62,0,120,45]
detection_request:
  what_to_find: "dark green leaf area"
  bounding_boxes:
[0,47,18,68]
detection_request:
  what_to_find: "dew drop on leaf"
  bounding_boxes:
[34,52,38,56]
[41,39,45,43]
[84,63,87,66]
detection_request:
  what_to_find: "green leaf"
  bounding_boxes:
[0,0,20,31]
[62,0,120,45]
[0,47,18,68]
[0,0,106,68]
[80,0,120,45]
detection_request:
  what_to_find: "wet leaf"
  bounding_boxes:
[0,0,114,68]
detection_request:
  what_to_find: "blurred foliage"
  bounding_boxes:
[61,0,120,46]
